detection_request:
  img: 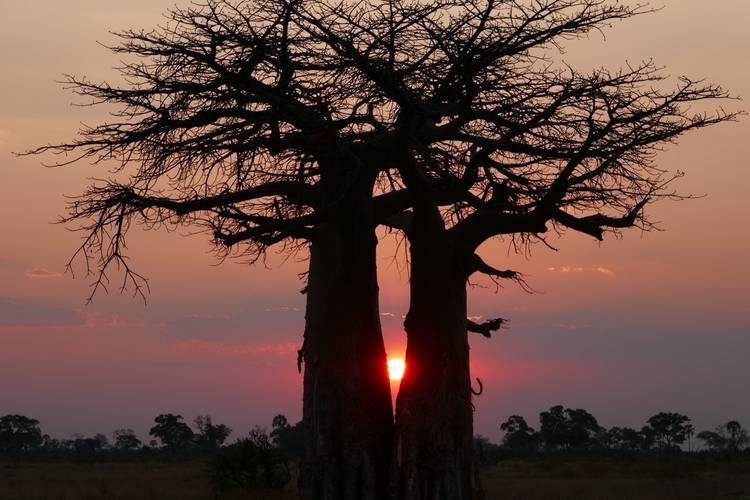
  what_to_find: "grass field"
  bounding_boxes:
[483,457,750,499]
[2,457,750,499]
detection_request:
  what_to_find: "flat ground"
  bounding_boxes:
[1,458,750,499]
[483,457,750,500]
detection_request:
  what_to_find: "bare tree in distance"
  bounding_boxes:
[112,428,142,451]
[194,415,232,449]
[697,421,750,453]
[24,0,739,499]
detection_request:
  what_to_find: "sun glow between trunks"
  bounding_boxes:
[387,358,406,381]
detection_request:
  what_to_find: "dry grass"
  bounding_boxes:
[1,458,749,499]
[0,461,293,500]
[482,457,750,499]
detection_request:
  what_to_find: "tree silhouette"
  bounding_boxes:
[362,0,737,493]
[194,415,232,449]
[696,429,724,452]
[499,415,539,453]
[68,433,111,462]
[210,426,291,493]
[539,406,602,451]
[0,415,43,457]
[26,1,399,495]
[601,426,643,453]
[270,414,304,457]
[643,412,693,451]
[112,428,143,451]
[697,420,749,453]
[722,421,750,452]
[150,414,195,451]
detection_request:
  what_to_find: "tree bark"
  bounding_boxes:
[300,166,394,500]
[393,206,480,500]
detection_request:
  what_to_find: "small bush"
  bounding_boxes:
[209,427,291,496]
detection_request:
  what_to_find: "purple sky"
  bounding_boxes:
[1,0,749,442]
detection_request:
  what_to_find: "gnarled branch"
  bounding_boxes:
[467,318,507,339]
[552,197,650,240]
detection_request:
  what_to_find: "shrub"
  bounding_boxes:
[209,427,291,495]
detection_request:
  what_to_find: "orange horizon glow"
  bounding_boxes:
[387,358,405,381]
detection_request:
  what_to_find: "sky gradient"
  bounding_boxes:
[1,0,749,442]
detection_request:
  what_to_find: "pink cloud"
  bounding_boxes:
[25,267,63,280]
[546,266,616,277]
[75,309,140,328]
[552,323,579,330]
[594,266,616,277]
[189,312,231,320]
[172,339,299,358]
[380,311,406,319]
[262,306,301,313]
[547,266,584,273]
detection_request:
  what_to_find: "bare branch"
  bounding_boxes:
[467,318,507,339]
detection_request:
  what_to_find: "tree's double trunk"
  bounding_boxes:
[393,207,480,500]
[300,169,394,500]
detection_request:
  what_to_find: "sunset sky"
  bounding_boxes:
[1,0,748,442]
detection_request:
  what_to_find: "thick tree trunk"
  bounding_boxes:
[300,171,394,500]
[393,211,480,500]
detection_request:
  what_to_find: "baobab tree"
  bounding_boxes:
[25,1,403,497]
[26,0,738,499]
[390,64,736,498]
[298,1,737,497]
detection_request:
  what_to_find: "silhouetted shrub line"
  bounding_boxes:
[1,408,747,492]
[0,412,303,493]
[473,406,749,468]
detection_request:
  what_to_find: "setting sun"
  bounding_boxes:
[387,358,406,381]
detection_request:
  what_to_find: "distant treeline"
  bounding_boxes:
[0,412,303,493]
[0,413,303,463]
[1,406,748,492]
[2,406,748,462]
[474,405,750,467]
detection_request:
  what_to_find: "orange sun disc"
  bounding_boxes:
[387,358,406,381]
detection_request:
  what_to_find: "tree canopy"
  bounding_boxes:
[26,0,738,303]
[149,414,195,451]
[0,415,43,456]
